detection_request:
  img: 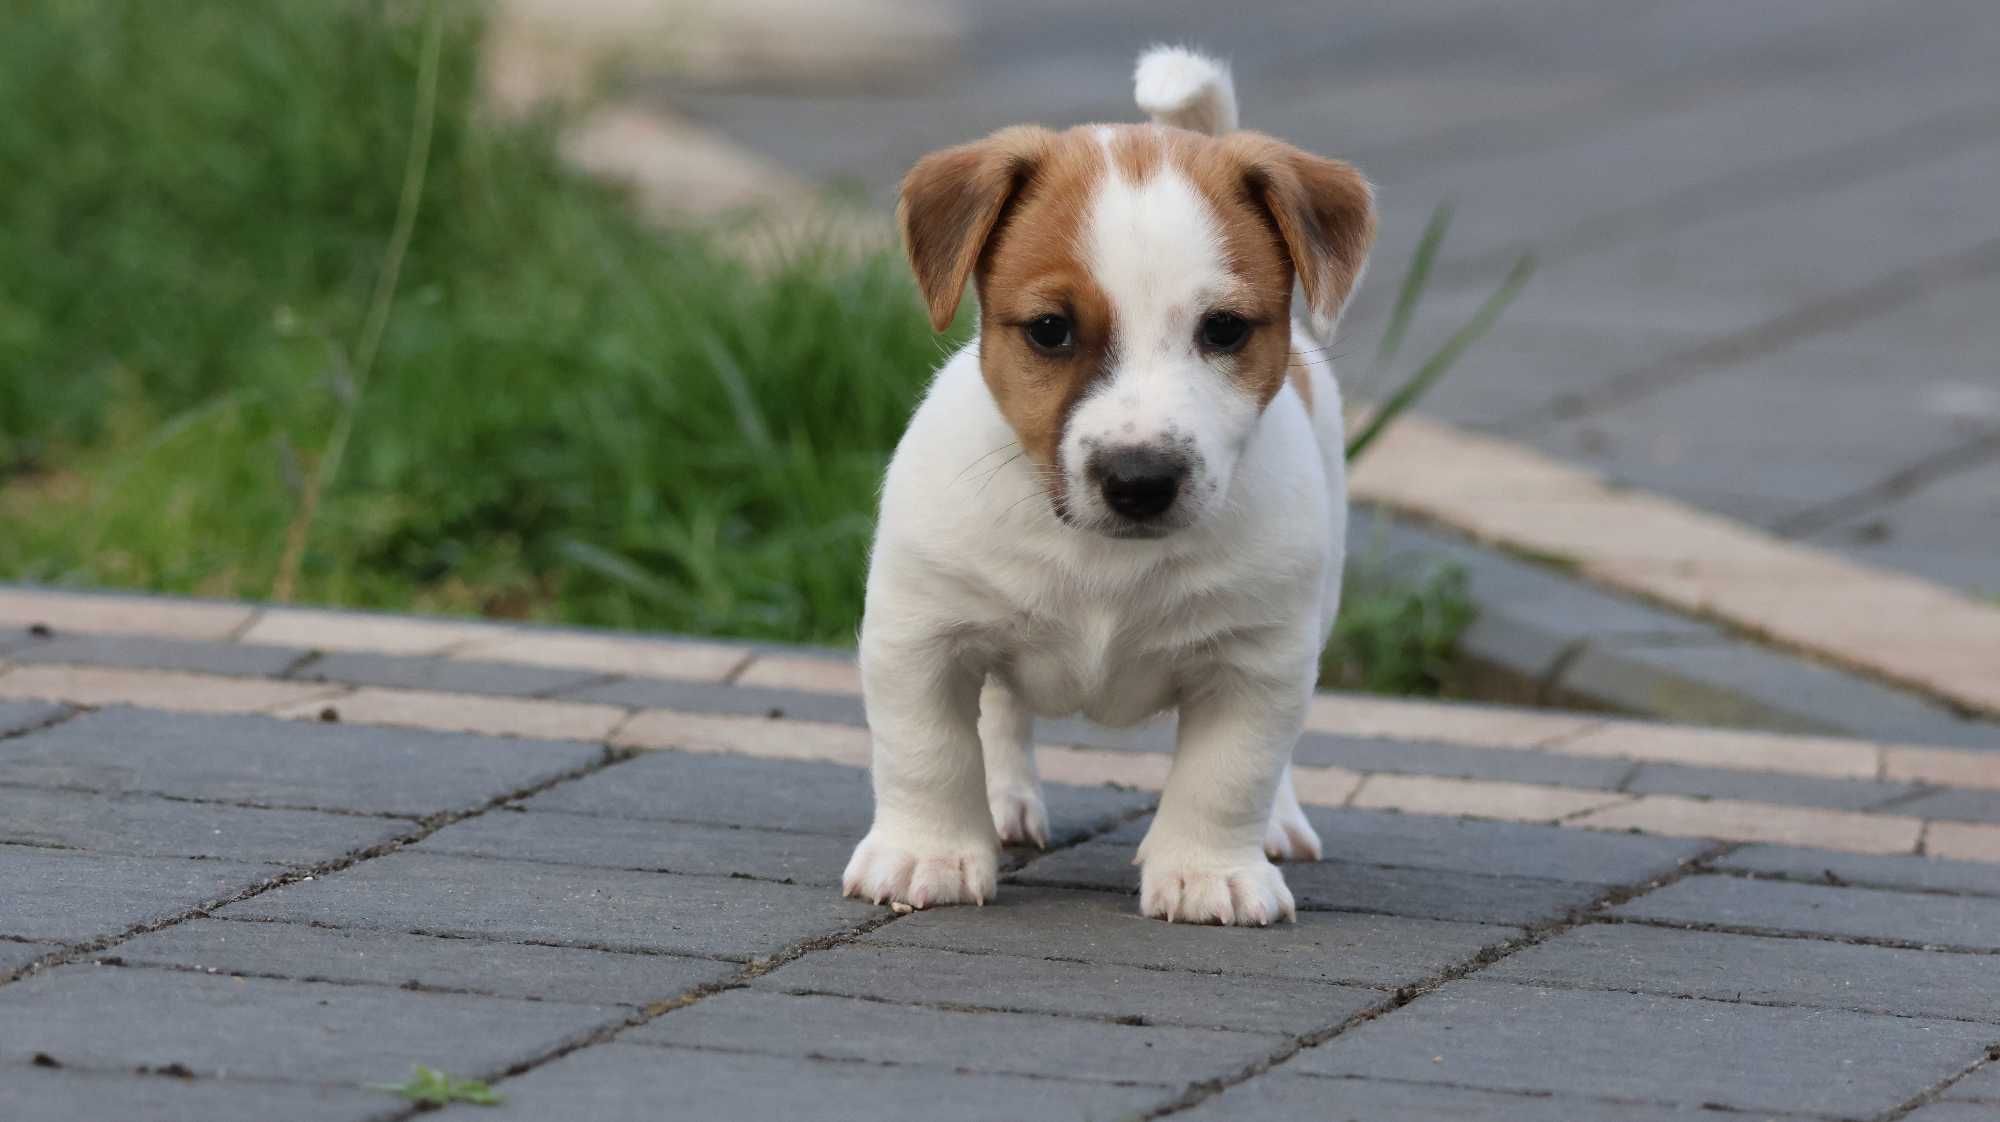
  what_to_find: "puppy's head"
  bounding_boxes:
[899,125,1373,537]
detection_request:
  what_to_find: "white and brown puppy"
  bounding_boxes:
[844,47,1374,925]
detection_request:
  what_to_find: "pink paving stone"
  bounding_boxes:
[273,687,625,742]
[241,609,511,656]
[1882,746,2000,791]
[1552,722,1881,780]
[614,708,873,766]
[0,589,253,641]
[734,654,862,695]
[1923,821,2000,863]
[0,664,341,715]
[1349,773,1630,824]
[451,631,747,682]
[1305,694,1599,749]
[1569,795,1923,856]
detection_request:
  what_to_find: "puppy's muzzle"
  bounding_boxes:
[1089,446,1189,522]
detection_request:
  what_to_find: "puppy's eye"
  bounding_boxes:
[1024,314,1074,354]
[1199,312,1251,353]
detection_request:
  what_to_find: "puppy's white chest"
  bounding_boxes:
[1004,606,1177,726]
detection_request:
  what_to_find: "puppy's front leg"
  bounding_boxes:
[1138,673,1309,925]
[979,677,1048,848]
[843,639,999,910]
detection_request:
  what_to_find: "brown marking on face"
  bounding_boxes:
[967,132,1115,489]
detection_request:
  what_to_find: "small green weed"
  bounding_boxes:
[371,1065,503,1107]
[1322,557,1475,696]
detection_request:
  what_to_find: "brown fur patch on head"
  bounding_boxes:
[1221,132,1376,335]
[960,130,1113,483]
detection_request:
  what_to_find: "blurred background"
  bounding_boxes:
[3,0,1995,697]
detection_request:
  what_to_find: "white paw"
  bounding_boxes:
[842,827,998,910]
[1138,851,1296,926]
[989,785,1050,848]
[1264,802,1323,863]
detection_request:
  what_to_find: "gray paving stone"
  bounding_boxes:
[115,917,735,1006]
[0,964,616,1086]
[1300,805,1711,885]
[0,787,412,864]
[1016,842,1605,927]
[223,850,877,961]
[1292,733,1629,790]
[1068,809,1707,887]
[1622,761,1914,811]
[562,675,867,724]
[0,700,66,737]
[294,651,604,698]
[756,943,1382,1036]
[0,708,604,816]
[430,1042,1167,1122]
[1296,980,1996,1116]
[1717,846,2000,897]
[1889,787,2000,824]
[1612,874,2000,950]
[420,808,847,884]
[1350,507,1713,642]
[1908,1103,2000,1122]
[1178,1072,1732,1122]
[1551,635,1995,747]
[525,750,872,835]
[631,989,1280,1085]
[866,886,1517,988]
[1485,923,2000,1022]
[524,745,1153,846]
[1945,1061,2000,1102]
[0,846,281,943]
[9,634,305,678]
[1,939,52,974]
[0,1066,387,1122]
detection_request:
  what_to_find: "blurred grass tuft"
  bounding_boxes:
[0,0,952,642]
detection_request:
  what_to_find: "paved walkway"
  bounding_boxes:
[3,590,1999,1119]
[663,0,2000,597]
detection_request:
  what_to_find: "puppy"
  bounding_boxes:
[843,46,1374,925]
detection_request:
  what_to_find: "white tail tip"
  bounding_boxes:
[1134,46,1237,136]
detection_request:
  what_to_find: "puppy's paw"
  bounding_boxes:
[1139,850,1296,926]
[1263,801,1323,863]
[842,827,999,910]
[989,784,1050,848]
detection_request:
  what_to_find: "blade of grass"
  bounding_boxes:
[272,0,444,601]
[1373,202,1452,370]
[1345,252,1534,462]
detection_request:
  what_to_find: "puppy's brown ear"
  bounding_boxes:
[1225,133,1376,337]
[898,126,1052,332]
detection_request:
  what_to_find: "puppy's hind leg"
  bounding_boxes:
[980,677,1049,848]
[1264,764,1323,862]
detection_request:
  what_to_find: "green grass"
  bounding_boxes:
[0,0,1499,694]
[1,0,952,643]
[372,1066,502,1107]
[1324,550,1475,698]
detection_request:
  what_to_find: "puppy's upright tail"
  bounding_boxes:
[1133,46,1236,136]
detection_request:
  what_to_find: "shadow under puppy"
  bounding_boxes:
[846,46,1375,925]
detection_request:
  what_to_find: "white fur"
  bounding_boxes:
[1134,46,1237,136]
[844,50,1351,926]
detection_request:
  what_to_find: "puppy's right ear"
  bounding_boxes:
[898,126,1052,332]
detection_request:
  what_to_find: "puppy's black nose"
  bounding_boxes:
[1092,447,1187,520]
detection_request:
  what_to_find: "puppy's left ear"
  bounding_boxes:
[898,126,1053,332]
[1225,134,1376,338]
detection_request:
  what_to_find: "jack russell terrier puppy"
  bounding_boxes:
[843,46,1374,925]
